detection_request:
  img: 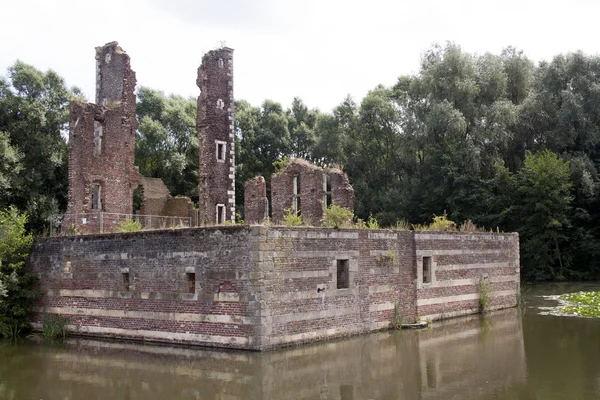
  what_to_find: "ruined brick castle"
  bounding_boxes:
[62,42,354,233]
[31,42,520,351]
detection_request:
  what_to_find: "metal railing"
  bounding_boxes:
[50,212,193,236]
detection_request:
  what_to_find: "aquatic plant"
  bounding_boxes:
[559,291,600,318]
[42,314,68,340]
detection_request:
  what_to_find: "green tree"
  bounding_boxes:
[135,87,198,199]
[514,150,573,280]
[0,61,76,232]
[0,207,36,338]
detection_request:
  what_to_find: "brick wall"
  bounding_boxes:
[197,48,235,225]
[414,232,520,320]
[244,176,267,224]
[63,42,141,234]
[30,226,264,350]
[29,227,520,350]
[270,159,354,225]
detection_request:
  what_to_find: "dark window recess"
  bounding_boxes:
[337,259,350,289]
[122,272,130,291]
[423,256,432,284]
[217,142,225,160]
[216,204,225,224]
[91,183,102,210]
[325,174,332,207]
[187,273,196,293]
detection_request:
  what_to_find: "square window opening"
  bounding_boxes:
[337,259,349,289]
[186,273,196,293]
[422,256,432,284]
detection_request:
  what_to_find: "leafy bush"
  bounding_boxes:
[0,207,36,339]
[412,212,457,231]
[42,314,68,340]
[116,218,143,233]
[283,207,302,226]
[366,214,380,230]
[322,205,353,228]
[428,212,457,231]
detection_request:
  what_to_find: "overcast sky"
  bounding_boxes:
[2,0,600,112]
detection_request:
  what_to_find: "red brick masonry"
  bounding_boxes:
[29,227,519,350]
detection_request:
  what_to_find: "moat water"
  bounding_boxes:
[2,282,600,400]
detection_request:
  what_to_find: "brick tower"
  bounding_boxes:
[63,42,141,234]
[196,47,235,225]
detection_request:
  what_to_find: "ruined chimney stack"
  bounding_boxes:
[196,47,235,225]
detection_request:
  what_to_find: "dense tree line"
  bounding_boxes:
[1,43,600,281]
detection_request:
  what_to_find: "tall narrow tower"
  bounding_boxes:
[196,47,235,225]
[63,42,141,234]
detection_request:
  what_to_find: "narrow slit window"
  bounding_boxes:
[122,272,130,291]
[337,259,349,289]
[216,204,225,224]
[216,99,224,109]
[91,183,102,210]
[215,140,226,162]
[324,174,332,207]
[218,58,224,68]
[93,120,103,155]
[186,273,196,293]
[293,175,301,216]
[422,256,432,284]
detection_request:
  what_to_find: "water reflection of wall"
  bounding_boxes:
[0,309,525,400]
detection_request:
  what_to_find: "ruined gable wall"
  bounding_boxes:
[270,159,325,225]
[244,176,267,224]
[63,42,141,234]
[327,168,355,211]
[197,48,235,225]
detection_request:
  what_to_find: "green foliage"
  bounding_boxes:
[477,277,491,313]
[282,207,302,226]
[366,214,380,230]
[0,207,36,339]
[272,156,289,173]
[393,303,404,329]
[559,291,600,317]
[135,87,198,200]
[42,314,68,340]
[322,205,353,228]
[514,150,573,281]
[116,218,143,233]
[428,212,457,231]
[0,61,75,232]
[411,212,457,231]
[394,219,410,231]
